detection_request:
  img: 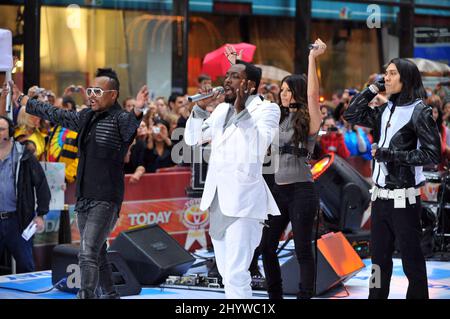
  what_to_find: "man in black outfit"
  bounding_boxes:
[344,58,441,299]
[18,68,149,298]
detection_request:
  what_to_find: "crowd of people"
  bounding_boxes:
[2,69,449,182]
[0,42,449,300]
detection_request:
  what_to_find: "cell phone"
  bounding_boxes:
[152,127,160,134]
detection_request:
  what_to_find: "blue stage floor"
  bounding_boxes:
[1,251,449,299]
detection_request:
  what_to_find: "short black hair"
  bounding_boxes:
[62,95,76,111]
[0,115,14,138]
[236,60,262,95]
[95,67,120,98]
[154,118,170,132]
[168,92,183,105]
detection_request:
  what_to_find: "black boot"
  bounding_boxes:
[98,261,120,299]
[100,291,121,299]
[268,291,283,300]
[297,282,314,299]
[76,289,97,299]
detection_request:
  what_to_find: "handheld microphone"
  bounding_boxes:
[371,143,389,176]
[188,86,224,103]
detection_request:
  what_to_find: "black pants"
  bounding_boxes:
[0,215,34,273]
[369,196,429,299]
[260,182,319,299]
[75,198,119,298]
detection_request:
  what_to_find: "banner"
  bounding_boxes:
[0,29,13,71]
[69,197,211,252]
[40,162,66,211]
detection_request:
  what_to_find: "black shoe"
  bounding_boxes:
[297,291,314,299]
[268,292,283,300]
[76,289,97,299]
[100,292,121,299]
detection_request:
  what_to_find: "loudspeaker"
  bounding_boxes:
[109,224,196,285]
[51,244,141,296]
[281,232,364,296]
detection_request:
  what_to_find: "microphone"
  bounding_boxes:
[188,86,224,103]
[308,44,319,50]
[371,143,389,176]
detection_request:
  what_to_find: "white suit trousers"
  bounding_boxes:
[211,216,263,299]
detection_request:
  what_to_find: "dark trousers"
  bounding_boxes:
[75,198,119,298]
[0,215,34,273]
[369,196,429,299]
[260,182,319,299]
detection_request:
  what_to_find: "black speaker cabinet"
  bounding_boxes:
[281,232,364,296]
[108,224,196,285]
[51,244,141,296]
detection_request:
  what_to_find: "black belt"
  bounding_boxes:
[279,145,311,159]
[0,211,15,220]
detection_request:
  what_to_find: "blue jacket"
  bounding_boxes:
[344,127,372,161]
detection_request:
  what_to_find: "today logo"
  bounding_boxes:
[181,199,209,230]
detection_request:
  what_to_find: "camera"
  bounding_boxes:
[152,127,161,134]
[375,74,384,82]
[35,87,45,94]
[70,86,80,93]
[327,126,338,133]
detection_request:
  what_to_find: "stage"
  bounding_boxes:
[1,242,449,299]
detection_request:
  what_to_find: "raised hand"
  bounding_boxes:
[234,79,255,113]
[309,38,327,58]
[28,85,41,98]
[0,82,8,100]
[224,45,243,65]
[197,84,221,110]
[135,85,149,110]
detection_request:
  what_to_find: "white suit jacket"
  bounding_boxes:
[184,96,281,219]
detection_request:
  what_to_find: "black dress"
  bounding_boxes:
[124,139,146,174]
[144,144,174,173]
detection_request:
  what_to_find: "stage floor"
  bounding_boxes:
[0,245,449,299]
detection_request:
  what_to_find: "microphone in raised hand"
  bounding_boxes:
[188,86,224,103]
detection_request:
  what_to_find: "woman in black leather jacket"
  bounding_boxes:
[344,58,441,299]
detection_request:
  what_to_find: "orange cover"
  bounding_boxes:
[317,232,365,277]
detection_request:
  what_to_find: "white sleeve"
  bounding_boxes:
[184,104,224,146]
[236,102,280,159]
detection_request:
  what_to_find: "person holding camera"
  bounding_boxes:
[344,58,441,299]
[63,85,89,107]
[144,118,174,173]
[259,39,326,299]
[318,115,350,158]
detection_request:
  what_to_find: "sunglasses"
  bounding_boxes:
[86,87,116,97]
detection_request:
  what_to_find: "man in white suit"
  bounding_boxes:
[184,61,280,298]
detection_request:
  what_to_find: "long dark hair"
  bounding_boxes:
[431,104,444,135]
[388,58,427,104]
[279,74,310,146]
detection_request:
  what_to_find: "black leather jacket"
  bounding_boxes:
[344,88,441,189]
[26,100,142,205]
